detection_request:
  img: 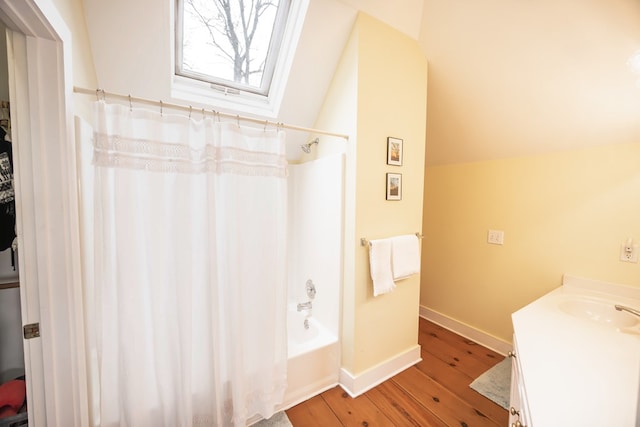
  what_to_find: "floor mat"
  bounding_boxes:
[469,357,512,410]
[252,411,293,427]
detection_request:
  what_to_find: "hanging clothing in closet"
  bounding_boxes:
[0,106,15,253]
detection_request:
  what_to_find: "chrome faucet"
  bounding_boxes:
[614,304,640,318]
[297,301,312,312]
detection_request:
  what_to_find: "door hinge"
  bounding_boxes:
[23,323,40,339]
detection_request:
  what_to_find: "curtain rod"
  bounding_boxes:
[73,86,350,140]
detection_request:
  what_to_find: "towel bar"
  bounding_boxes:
[360,232,423,247]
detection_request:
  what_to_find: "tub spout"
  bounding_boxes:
[615,304,640,318]
[297,301,312,312]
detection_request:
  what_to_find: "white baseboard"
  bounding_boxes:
[419,306,512,355]
[339,345,421,398]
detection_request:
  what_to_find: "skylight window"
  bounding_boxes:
[174,0,307,116]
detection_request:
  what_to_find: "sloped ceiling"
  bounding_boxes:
[419,0,640,165]
[260,0,427,158]
[289,0,640,165]
[82,0,640,165]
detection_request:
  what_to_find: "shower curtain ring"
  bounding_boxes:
[202,108,205,120]
[160,100,163,116]
[236,115,240,127]
[128,95,132,111]
[188,106,192,118]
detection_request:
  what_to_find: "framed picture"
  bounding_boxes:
[387,137,403,166]
[386,173,402,201]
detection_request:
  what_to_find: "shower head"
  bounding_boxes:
[300,138,319,153]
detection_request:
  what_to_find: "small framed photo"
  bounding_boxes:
[387,137,403,166]
[386,173,402,201]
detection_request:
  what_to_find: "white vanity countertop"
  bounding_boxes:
[512,275,640,427]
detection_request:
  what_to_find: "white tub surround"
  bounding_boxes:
[280,154,344,410]
[281,340,339,409]
[512,275,640,426]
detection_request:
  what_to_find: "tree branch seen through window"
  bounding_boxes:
[178,0,290,95]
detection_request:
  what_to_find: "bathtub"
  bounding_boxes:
[278,307,339,409]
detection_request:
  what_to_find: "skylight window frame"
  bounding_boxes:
[172,0,308,117]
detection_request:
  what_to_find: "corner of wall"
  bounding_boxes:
[350,13,427,375]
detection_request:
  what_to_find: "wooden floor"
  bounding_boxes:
[286,318,508,427]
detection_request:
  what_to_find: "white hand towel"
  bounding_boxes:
[391,234,421,280]
[368,238,396,296]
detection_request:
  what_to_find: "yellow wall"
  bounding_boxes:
[421,142,640,342]
[352,14,427,374]
[315,13,428,375]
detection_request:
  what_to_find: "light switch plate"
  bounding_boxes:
[488,229,504,245]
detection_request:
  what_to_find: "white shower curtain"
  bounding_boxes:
[78,102,288,427]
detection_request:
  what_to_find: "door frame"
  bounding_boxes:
[0,0,86,425]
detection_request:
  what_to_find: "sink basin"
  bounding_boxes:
[558,297,639,329]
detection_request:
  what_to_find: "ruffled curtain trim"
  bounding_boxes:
[92,132,288,178]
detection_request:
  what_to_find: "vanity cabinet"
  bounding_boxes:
[509,275,640,426]
[507,337,531,427]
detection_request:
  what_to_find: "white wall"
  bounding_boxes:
[311,22,359,370]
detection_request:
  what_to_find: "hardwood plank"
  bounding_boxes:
[416,350,509,425]
[285,319,509,426]
[418,327,498,379]
[419,318,502,367]
[392,366,501,427]
[320,385,395,427]
[285,394,343,427]
[365,379,448,427]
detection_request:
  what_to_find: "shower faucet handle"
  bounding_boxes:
[306,279,316,300]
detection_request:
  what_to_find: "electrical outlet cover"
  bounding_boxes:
[620,243,639,263]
